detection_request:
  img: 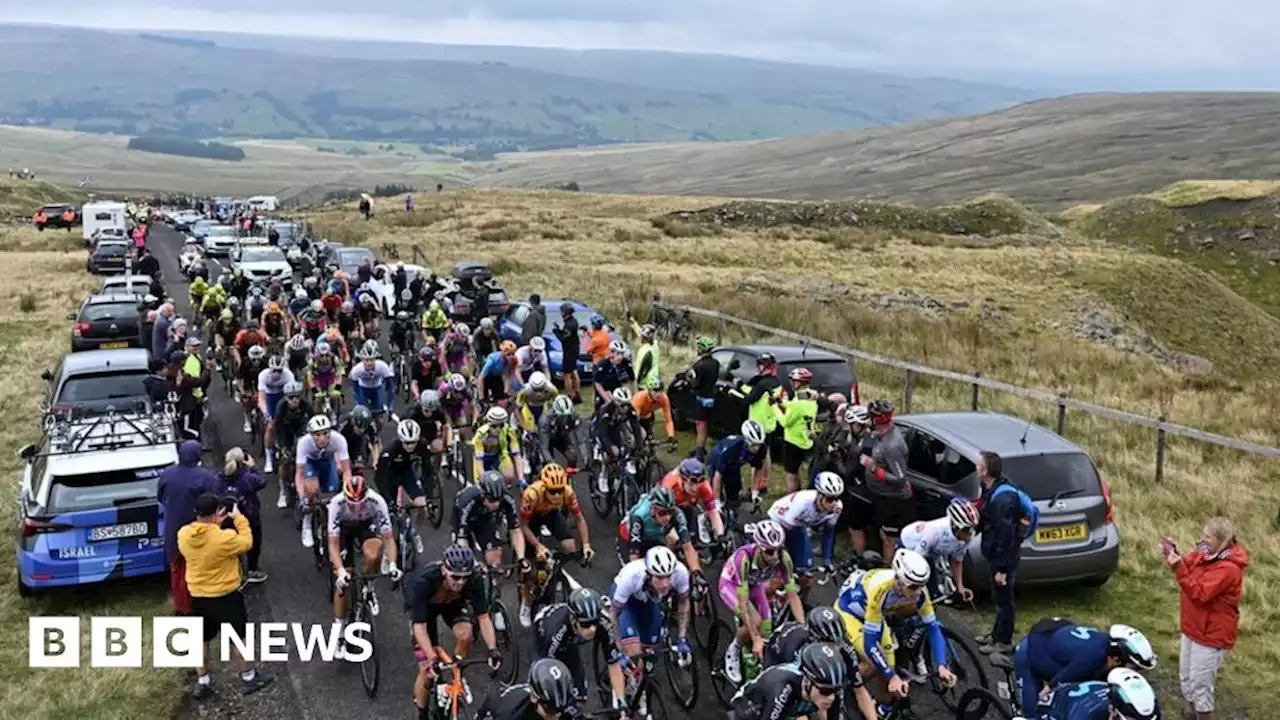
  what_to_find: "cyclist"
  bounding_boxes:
[591,386,642,495]
[210,307,239,361]
[453,470,525,568]
[323,325,350,366]
[200,280,228,328]
[272,382,313,508]
[630,376,676,446]
[707,420,769,508]
[262,300,290,345]
[295,415,353,547]
[777,367,820,494]
[631,322,661,394]
[768,472,845,577]
[517,463,595,626]
[232,320,269,374]
[591,341,634,411]
[439,373,478,477]
[475,658,580,720]
[834,549,956,701]
[811,404,875,554]
[404,389,453,484]
[349,344,395,420]
[618,486,699,574]
[472,405,525,487]
[900,498,980,604]
[860,399,912,555]
[420,298,448,342]
[441,322,470,375]
[514,336,550,389]
[1026,667,1161,720]
[719,519,802,683]
[729,642,846,720]
[338,404,381,471]
[288,287,311,320]
[1014,620,1158,715]
[237,345,269,432]
[471,317,500,364]
[356,291,380,338]
[532,589,627,713]
[479,340,519,405]
[226,267,251,304]
[298,298,328,342]
[538,395,590,469]
[515,372,558,472]
[188,272,209,315]
[376,418,433,523]
[285,332,310,377]
[608,546,693,681]
[684,335,719,453]
[257,355,296,474]
[306,340,345,414]
[327,473,399,658]
[660,457,725,547]
[407,545,503,717]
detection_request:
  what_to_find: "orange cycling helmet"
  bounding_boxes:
[343,474,368,502]
[324,327,341,341]
[540,463,568,490]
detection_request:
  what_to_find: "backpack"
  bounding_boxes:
[991,482,1039,538]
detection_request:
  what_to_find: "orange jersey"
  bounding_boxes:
[585,329,611,362]
[519,481,582,520]
[631,390,675,439]
[234,329,269,351]
[660,471,717,511]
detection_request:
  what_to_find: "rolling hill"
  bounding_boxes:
[483,92,1280,207]
[0,24,1032,150]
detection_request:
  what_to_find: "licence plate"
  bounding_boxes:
[89,522,149,542]
[101,341,128,349]
[1036,523,1087,544]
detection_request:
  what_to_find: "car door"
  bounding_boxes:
[901,425,967,520]
[502,304,530,343]
[712,350,756,437]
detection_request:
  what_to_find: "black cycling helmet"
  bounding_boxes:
[479,471,506,501]
[566,587,604,625]
[349,404,372,428]
[649,486,677,511]
[441,545,475,575]
[528,658,575,713]
[798,642,846,688]
[806,607,848,646]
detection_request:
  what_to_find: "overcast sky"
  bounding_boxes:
[2,1,1275,89]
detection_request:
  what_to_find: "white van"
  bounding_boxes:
[81,202,128,243]
[247,195,279,212]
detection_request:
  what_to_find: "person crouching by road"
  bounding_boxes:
[222,448,268,584]
[158,440,220,615]
[179,493,273,699]
[1162,516,1248,720]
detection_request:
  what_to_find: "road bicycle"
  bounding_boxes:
[952,651,1018,720]
[422,648,492,720]
[592,644,672,720]
[389,500,424,587]
[479,563,521,685]
[339,552,381,698]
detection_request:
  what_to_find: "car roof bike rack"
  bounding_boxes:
[34,400,179,458]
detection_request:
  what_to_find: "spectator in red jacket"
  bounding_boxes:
[1162,516,1248,720]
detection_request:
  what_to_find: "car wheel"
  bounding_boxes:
[17,578,32,598]
[1081,575,1110,587]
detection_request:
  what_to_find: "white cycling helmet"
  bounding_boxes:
[485,406,509,425]
[454,323,470,337]
[551,394,574,416]
[307,414,333,434]
[740,420,767,446]
[891,548,931,586]
[529,336,546,352]
[267,355,286,370]
[247,345,266,361]
[644,546,679,577]
[609,340,627,355]
[947,499,980,531]
[610,386,632,404]
[528,371,550,391]
[844,404,870,426]
[288,333,309,351]
[479,317,494,329]
[448,373,468,392]
[814,471,844,498]
[356,344,378,361]
[397,419,422,443]
[1106,668,1160,720]
[750,519,786,550]
[283,381,304,396]
[1109,625,1158,670]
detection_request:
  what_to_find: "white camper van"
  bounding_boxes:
[247,195,279,212]
[80,201,128,243]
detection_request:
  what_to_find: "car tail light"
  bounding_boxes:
[21,518,72,538]
[851,380,861,405]
[73,321,90,336]
[1099,471,1114,523]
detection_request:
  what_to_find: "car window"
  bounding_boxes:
[239,248,286,263]
[905,427,944,481]
[47,466,166,513]
[96,243,127,256]
[81,303,138,322]
[780,360,853,390]
[509,305,529,324]
[1003,452,1100,500]
[57,371,148,404]
[729,352,757,382]
[710,350,735,381]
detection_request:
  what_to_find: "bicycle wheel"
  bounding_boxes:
[636,680,671,720]
[398,520,420,576]
[426,472,444,528]
[591,633,617,709]
[930,626,990,712]
[661,637,698,709]
[353,593,379,697]
[704,619,738,709]
[954,686,1015,720]
[587,462,614,518]
[489,599,520,685]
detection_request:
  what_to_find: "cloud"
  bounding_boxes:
[1,0,1275,82]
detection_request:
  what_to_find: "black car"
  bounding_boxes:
[35,203,79,230]
[86,240,131,274]
[70,294,144,352]
[668,343,857,438]
[443,260,511,322]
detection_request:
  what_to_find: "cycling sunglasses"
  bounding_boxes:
[812,684,840,697]
[443,570,472,582]
[545,487,564,496]
[758,547,780,558]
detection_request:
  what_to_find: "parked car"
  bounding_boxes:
[367,263,428,314]
[885,411,1119,589]
[232,245,293,287]
[442,260,510,322]
[500,299,614,383]
[70,293,144,352]
[86,240,131,275]
[40,349,151,418]
[668,343,857,436]
[99,274,151,297]
[34,203,79,230]
[88,227,129,249]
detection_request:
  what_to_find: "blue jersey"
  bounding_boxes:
[480,351,512,378]
[1029,625,1110,687]
[707,435,767,475]
[1039,681,1110,720]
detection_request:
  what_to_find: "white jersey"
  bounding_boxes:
[296,431,351,463]
[349,359,394,388]
[768,490,841,531]
[257,367,296,396]
[326,490,392,537]
[515,346,549,374]
[900,517,969,562]
[610,558,690,606]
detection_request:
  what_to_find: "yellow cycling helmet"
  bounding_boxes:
[540,463,568,490]
[220,308,233,321]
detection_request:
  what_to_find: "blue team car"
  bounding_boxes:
[16,408,178,596]
[500,299,617,383]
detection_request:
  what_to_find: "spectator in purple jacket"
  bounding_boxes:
[221,447,268,584]
[157,440,219,614]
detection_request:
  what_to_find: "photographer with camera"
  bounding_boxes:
[221,447,268,584]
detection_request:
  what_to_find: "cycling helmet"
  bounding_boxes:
[696,335,715,353]
[528,372,550,391]
[267,355,286,371]
[310,299,323,313]
[891,548,931,586]
[359,293,375,307]
[677,458,705,480]
[356,345,377,361]
[395,310,409,322]
[288,334,308,351]
[814,471,845,498]
[947,499,980,531]
[233,267,244,277]
[480,317,494,330]
[314,340,331,356]
[399,289,413,301]
[227,296,242,311]
[540,463,568,490]
[419,345,437,359]
[485,406,509,425]
[419,390,442,411]
[750,519,786,549]
[608,340,626,355]
[480,472,507,501]
[1107,668,1161,720]
[1109,625,1158,670]
[644,546,678,577]
[868,399,895,424]
[362,339,378,355]
[789,367,813,384]
[220,308,233,321]
[610,387,632,404]
[566,587,604,625]
[638,324,655,340]
[649,486,677,511]
[589,313,605,328]
[448,373,468,392]
[740,420,767,446]
[528,658,575,714]
[397,419,421,444]
[342,473,368,502]
[797,642,846,688]
[806,607,848,645]
[551,395,574,416]
[757,352,777,368]
[295,288,308,300]
[283,381,303,397]
[349,404,373,428]
[844,404,870,426]
[247,319,261,331]
[247,345,266,362]
[529,336,546,352]
[442,545,476,575]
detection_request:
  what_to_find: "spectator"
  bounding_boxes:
[166,318,189,360]
[975,450,1022,654]
[157,440,219,615]
[520,293,546,345]
[178,493,273,698]
[404,193,415,212]
[136,247,160,278]
[142,358,171,405]
[176,336,211,441]
[1163,517,1248,720]
[222,448,268,583]
[553,303,581,403]
[152,303,175,360]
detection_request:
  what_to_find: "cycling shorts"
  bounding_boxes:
[612,593,662,646]
[378,466,425,501]
[304,457,340,494]
[353,385,389,412]
[693,395,715,423]
[717,576,771,622]
[784,526,815,571]
[262,392,283,421]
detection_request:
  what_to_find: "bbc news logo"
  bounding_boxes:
[29,617,373,667]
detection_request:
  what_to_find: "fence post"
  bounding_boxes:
[1056,393,1067,435]
[970,372,981,410]
[903,369,915,414]
[1155,415,1166,483]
